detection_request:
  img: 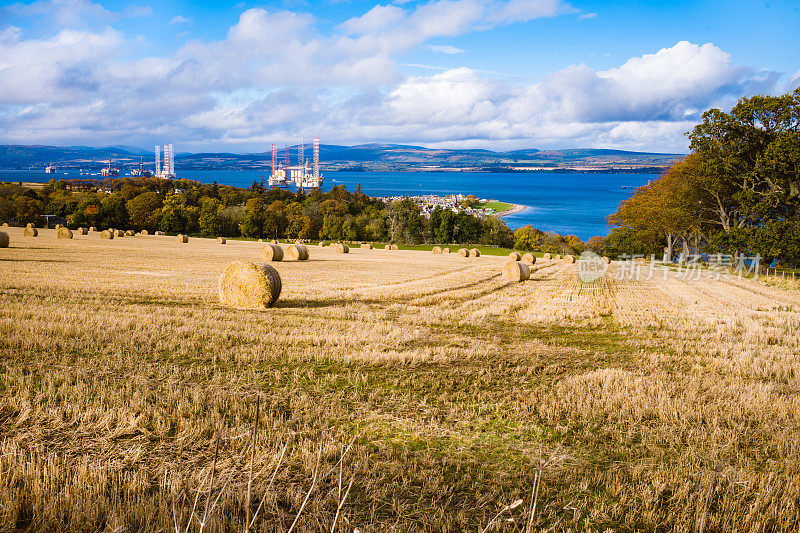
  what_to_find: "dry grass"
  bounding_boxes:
[1,227,800,531]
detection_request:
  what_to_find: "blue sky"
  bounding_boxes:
[0,0,797,152]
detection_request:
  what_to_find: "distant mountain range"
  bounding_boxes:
[0,144,684,172]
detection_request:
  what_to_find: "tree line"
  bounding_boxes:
[0,176,586,250]
[602,88,800,267]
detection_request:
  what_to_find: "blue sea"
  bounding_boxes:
[0,169,658,241]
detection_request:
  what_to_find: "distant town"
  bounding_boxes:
[379,194,521,219]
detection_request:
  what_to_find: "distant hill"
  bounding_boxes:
[0,144,684,171]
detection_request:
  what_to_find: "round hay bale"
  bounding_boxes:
[271,239,279,244]
[360,243,373,250]
[2,222,8,227]
[508,251,521,261]
[522,253,536,265]
[457,248,469,257]
[155,231,164,236]
[391,244,399,250]
[502,261,530,282]
[335,243,349,254]
[542,253,552,261]
[469,248,480,257]
[177,234,188,243]
[432,246,442,254]
[217,237,226,244]
[89,226,97,232]
[0,231,9,248]
[76,227,88,235]
[257,239,263,243]
[114,229,124,238]
[555,254,562,260]
[57,227,73,239]
[384,244,391,250]
[563,254,575,263]
[443,247,450,254]
[100,229,113,239]
[260,243,284,262]
[26,222,34,228]
[125,230,135,236]
[140,230,149,236]
[218,261,281,309]
[602,256,611,264]
[318,242,326,247]
[24,226,38,237]
[285,243,308,261]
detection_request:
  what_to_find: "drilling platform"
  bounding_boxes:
[268,137,323,188]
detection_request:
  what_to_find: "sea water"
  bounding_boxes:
[0,169,657,241]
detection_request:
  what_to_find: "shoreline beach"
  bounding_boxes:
[493,203,527,217]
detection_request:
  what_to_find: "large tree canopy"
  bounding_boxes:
[607,88,800,266]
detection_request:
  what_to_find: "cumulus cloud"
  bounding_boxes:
[344,41,781,151]
[0,27,123,104]
[0,0,788,153]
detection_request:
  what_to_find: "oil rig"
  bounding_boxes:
[268,137,322,188]
[154,144,175,178]
[101,159,120,177]
[130,157,152,178]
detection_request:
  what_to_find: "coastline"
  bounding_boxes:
[493,203,527,218]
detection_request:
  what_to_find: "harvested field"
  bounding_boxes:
[1,226,800,531]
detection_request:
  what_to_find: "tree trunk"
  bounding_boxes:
[665,233,674,262]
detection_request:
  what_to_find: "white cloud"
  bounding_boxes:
[0,27,123,105]
[169,15,192,25]
[578,12,597,19]
[492,0,573,23]
[339,4,405,34]
[428,44,465,54]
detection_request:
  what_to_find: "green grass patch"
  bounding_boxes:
[477,201,514,212]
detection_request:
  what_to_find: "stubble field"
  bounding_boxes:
[2,227,800,532]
